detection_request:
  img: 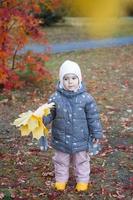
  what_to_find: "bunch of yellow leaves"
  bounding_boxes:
[12,102,55,139]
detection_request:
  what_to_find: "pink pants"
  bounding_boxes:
[52,150,90,183]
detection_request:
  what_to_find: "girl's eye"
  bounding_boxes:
[63,76,77,81]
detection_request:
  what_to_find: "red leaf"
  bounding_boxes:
[91,166,105,174]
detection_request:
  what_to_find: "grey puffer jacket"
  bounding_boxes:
[43,83,103,154]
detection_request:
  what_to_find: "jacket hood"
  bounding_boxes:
[56,82,86,98]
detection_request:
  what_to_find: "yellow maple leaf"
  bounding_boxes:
[12,102,55,139]
[13,110,33,127]
[19,124,31,136]
[32,123,46,140]
[27,115,39,131]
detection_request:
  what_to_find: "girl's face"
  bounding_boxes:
[63,73,79,91]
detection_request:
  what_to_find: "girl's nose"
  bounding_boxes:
[68,79,72,84]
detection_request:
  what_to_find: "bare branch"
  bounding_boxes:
[8,20,16,32]
[12,46,18,70]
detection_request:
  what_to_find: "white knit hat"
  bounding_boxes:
[59,60,82,88]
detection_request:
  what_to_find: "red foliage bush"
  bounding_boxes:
[0,0,60,90]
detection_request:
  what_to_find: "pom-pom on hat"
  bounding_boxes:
[59,60,82,88]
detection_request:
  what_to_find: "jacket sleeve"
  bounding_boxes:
[85,95,103,139]
[42,94,56,125]
[42,111,55,125]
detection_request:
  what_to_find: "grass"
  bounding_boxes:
[0,19,133,199]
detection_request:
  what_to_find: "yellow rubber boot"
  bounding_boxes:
[76,182,90,192]
[54,182,66,191]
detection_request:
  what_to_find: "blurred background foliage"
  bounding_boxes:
[33,0,133,40]
[1,0,133,91]
[34,0,133,27]
[125,0,133,16]
[34,0,65,26]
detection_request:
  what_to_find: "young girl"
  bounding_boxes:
[41,60,103,191]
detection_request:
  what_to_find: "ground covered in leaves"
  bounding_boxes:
[0,44,133,199]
